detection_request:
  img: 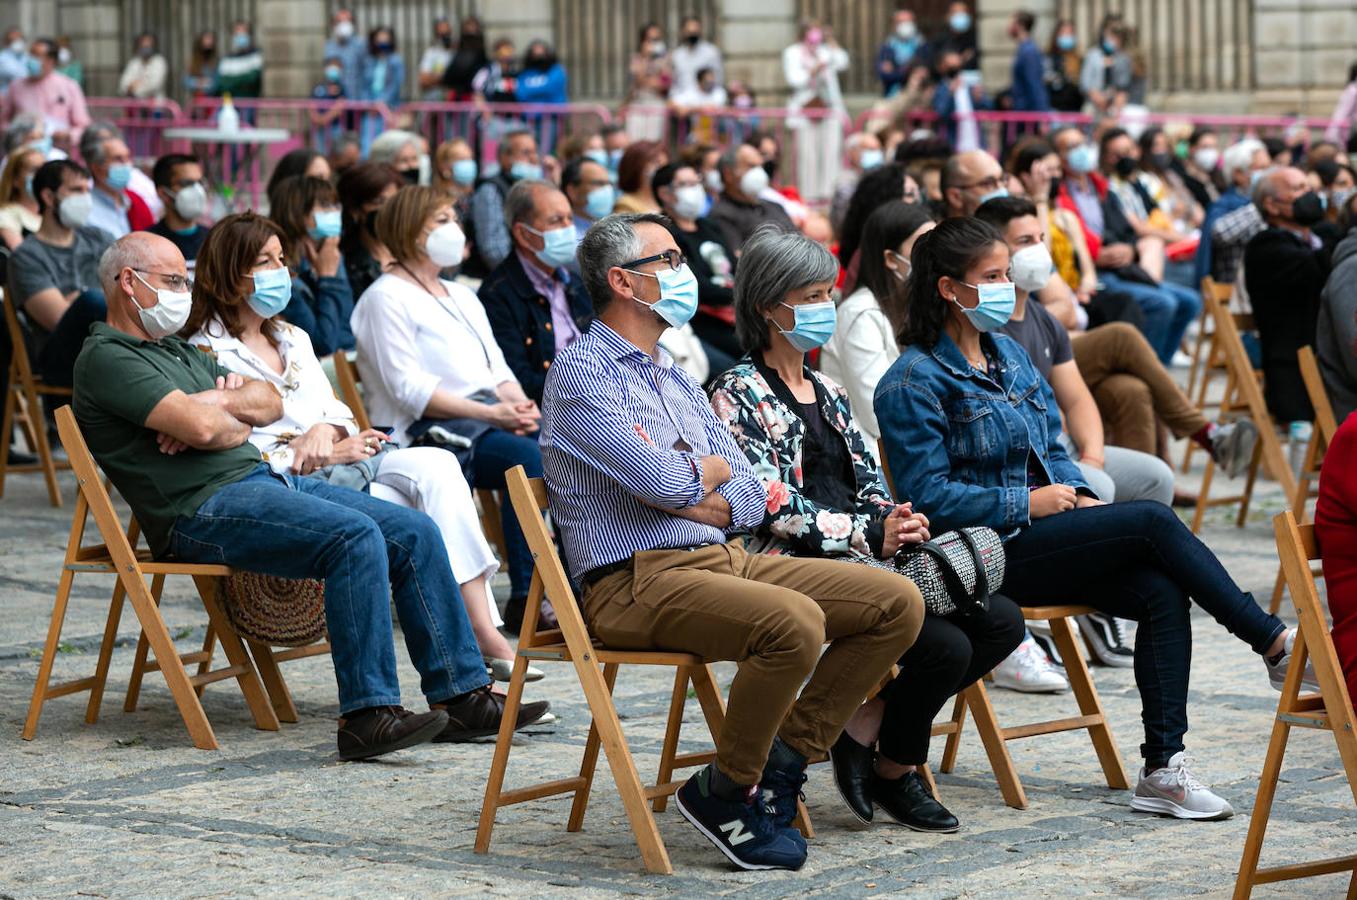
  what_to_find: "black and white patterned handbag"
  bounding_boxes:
[894,527,1005,619]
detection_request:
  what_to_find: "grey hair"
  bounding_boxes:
[1251,166,1285,208]
[79,120,125,167]
[3,114,40,154]
[733,225,839,354]
[1223,138,1266,183]
[503,178,558,228]
[576,212,669,313]
[367,129,420,165]
[97,234,161,297]
[496,127,536,159]
[718,144,742,173]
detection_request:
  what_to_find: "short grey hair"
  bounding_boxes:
[79,120,125,167]
[1251,166,1285,208]
[367,129,419,165]
[718,145,742,173]
[3,114,40,154]
[1223,138,1266,183]
[497,127,537,160]
[97,234,161,297]
[576,212,668,313]
[733,225,839,354]
[504,178,557,228]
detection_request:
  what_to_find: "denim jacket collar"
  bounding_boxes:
[930,331,1018,395]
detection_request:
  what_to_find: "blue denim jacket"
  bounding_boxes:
[873,331,1088,537]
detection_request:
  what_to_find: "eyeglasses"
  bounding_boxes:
[620,249,686,272]
[135,269,193,292]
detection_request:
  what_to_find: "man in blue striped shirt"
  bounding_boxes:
[540,213,925,871]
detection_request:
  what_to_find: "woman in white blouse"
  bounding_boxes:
[820,201,934,443]
[350,186,552,634]
[183,211,539,678]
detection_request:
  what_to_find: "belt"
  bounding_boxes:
[580,543,718,589]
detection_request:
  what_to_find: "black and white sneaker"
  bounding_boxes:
[1027,621,1065,669]
[1078,613,1135,667]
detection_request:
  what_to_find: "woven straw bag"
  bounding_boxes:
[219,572,327,647]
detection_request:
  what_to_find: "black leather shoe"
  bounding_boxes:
[828,732,875,824]
[431,685,550,742]
[869,770,960,833]
[337,705,449,761]
[502,597,559,635]
[7,447,36,467]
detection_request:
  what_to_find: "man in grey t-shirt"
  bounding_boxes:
[8,159,112,386]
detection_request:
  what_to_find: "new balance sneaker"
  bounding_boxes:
[674,767,807,871]
[1209,420,1260,480]
[1078,613,1135,667]
[991,637,1069,693]
[1027,622,1064,668]
[759,747,809,831]
[1264,628,1320,693]
[1130,753,1234,820]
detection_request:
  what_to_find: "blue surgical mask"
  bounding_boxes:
[309,209,342,240]
[27,136,52,157]
[628,263,700,329]
[949,11,972,32]
[325,65,342,83]
[774,300,837,353]
[248,266,293,317]
[23,55,41,78]
[584,184,615,219]
[1056,34,1077,52]
[607,148,623,171]
[107,164,133,191]
[859,149,884,171]
[233,33,251,51]
[451,158,478,185]
[509,160,543,181]
[583,149,609,167]
[24,175,33,198]
[952,281,1016,332]
[1066,143,1097,175]
[977,187,1009,205]
[524,223,578,268]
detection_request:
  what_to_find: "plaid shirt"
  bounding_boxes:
[1210,203,1264,284]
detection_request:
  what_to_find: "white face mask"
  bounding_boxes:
[425,221,466,267]
[174,182,208,221]
[334,21,354,40]
[131,271,192,339]
[57,191,92,229]
[672,184,707,220]
[739,165,769,198]
[704,168,723,194]
[1010,242,1054,292]
[1193,147,1220,172]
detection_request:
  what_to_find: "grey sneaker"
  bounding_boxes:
[1130,753,1234,820]
[1210,420,1259,479]
[1264,629,1320,692]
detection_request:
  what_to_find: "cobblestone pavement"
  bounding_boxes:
[1,438,1354,897]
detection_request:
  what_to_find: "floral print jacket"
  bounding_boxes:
[709,359,896,559]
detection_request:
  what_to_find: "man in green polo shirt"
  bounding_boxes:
[74,232,525,760]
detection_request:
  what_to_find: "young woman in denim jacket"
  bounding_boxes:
[709,227,1023,833]
[874,216,1307,820]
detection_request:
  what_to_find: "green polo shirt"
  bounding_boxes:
[72,323,263,557]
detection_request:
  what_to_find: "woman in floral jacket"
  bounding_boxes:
[709,227,1023,835]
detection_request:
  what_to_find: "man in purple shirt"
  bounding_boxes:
[479,179,593,403]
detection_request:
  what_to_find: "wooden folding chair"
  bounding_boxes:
[0,286,71,507]
[1267,346,1339,614]
[876,440,1128,809]
[22,406,281,750]
[333,349,509,562]
[1190,283,1295,534]
[1234,512,1357,898]
[1184,283,1218,400]
[476,466,815,874]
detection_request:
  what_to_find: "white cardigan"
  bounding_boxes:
[819,286,898,444]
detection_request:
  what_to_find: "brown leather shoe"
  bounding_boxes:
[337,706,449,761]
[430,686,551,742]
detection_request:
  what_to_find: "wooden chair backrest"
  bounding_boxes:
[332,351,371,431]
[2,277,37,383]
[1273,511,1357,722]
[53,406,143,569]
[505,466,585,655]
[876,437,897,498]
[1298,345,1339,448]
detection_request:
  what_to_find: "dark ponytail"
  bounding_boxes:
[895,216,1006,349]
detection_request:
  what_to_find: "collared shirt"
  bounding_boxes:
[0,72,90,144]
[540,321,766,581]
[1066,177,1104,237]
[1211,202,1265,284]
[515,248,581,353]
[323,36,367,101]
[188,318,357,473]
[88,187,131,238]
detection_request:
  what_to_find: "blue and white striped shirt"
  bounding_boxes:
[540,321,767,581]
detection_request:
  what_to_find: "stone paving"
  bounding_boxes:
[1,441,1354,897]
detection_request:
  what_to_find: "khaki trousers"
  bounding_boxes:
[1073,322,1208,455]
[583,543,924,785]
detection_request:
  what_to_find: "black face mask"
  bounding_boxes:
[1114,156,1138,178]
[762,159,778,180]
[1291,191,1326,227]
[684,34,700,46]
[439,34,452,48]
[399,167,420,185]
[1149,151,1173,171]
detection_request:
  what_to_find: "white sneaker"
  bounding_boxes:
[991,637,1069,693]
[1264,629,1320,692]
[1130,752,1234,820]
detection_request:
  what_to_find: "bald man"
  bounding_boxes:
[73,232,533,759]
[942,149,1007,218]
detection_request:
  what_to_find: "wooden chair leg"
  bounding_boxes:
[1232,716,1293,899]
[566,661,619,832]
[939,691,969,774]
[0,379,16,499]
[918,762,941,802]
[248,639,299,723]
[1049,617,1128,790]
[85,577,131,725]
[652,666,690,813]
[961,680,1029,809]
[194,624,216,699]
[192,575,279,732]
[21,567,78,740]
[1235,442,1263,528]
[25,385,62,508]
[475,653,535,855]
[1191,455,1217,534]
[123,574,167,713]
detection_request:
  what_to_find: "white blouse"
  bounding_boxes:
[819,286,899,444]
[350,272,518,444]
[189,318,357,473]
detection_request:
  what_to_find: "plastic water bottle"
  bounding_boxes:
[217,92,239,132]
[1288,420,1313,475]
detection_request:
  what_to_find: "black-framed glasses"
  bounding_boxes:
[620,249,686,272]
[134,269,193,292]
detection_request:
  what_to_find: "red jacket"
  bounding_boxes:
[1314,411,1357,705]
[1054,172,1109,261]
[125,189,154,232]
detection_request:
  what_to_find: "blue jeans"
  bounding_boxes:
[1099,272,1202,365]
[466,428,542,601]
[169,465,490,715]
[999,500,1285,765]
